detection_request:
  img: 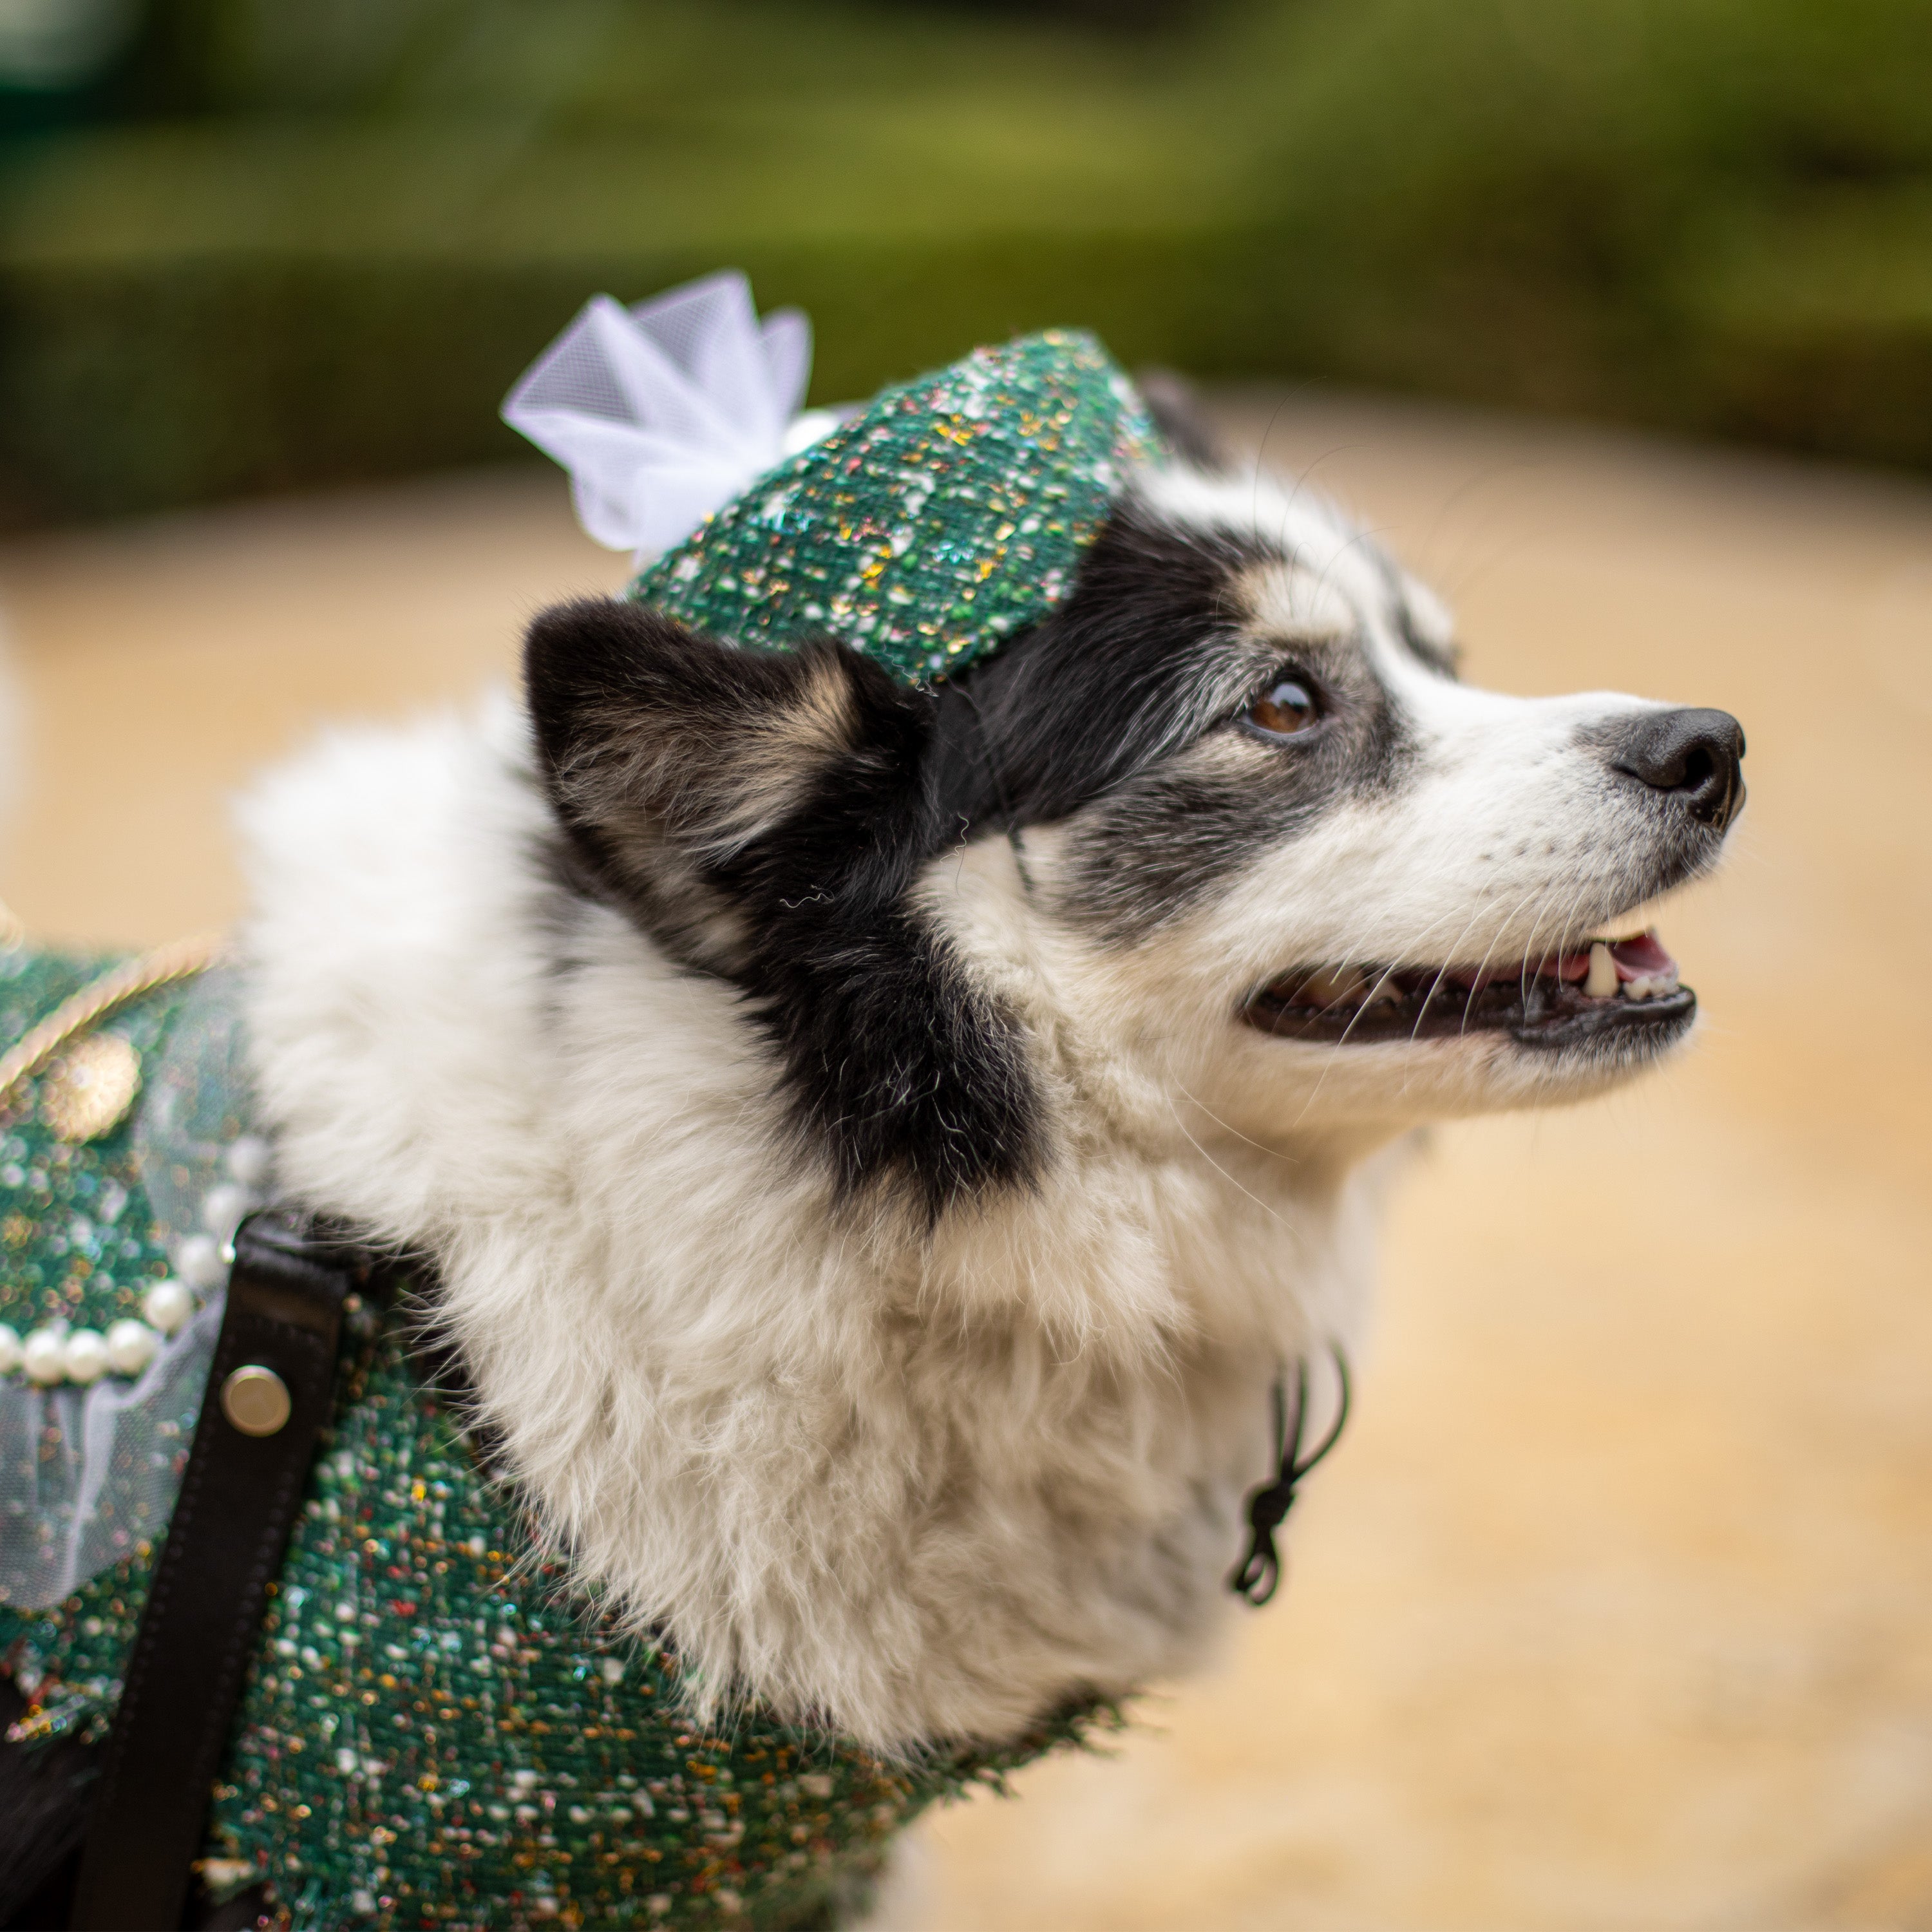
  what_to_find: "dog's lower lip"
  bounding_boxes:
[1242,931,1696,1047]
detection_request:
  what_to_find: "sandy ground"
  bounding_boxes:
[2,395,1929,1931]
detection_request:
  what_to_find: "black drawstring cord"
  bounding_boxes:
[1229,1346,1352,1607]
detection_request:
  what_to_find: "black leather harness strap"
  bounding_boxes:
[70,1213,357,1932]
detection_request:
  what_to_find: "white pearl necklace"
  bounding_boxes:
[1,1132,272,1389]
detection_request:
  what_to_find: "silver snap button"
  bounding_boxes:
[222,1364,292,1437]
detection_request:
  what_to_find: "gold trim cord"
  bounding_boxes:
[0,934,228,1110]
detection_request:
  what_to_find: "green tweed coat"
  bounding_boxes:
[0,949,1095,1930]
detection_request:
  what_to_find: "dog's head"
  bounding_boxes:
[526,408,1743,1219]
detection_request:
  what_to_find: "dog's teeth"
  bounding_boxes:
[1584,942,1618,999]
[1361,977,1401,1005]
[1300,968,1368,1007]
[1624,977,1651,1002]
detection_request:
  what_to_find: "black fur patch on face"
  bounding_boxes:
[525,600,1040,1218]
[938,501,1416,938]
[1051,627,1416,939]
[525,497,1419,1203]
[928,501,1280,831]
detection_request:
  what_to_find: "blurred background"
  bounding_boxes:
[2,0,1931,524]
[2,3,1930,1928]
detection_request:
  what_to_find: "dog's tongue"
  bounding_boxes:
[1607,931,1675,978]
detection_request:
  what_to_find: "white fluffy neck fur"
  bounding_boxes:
[239,696,1380,1751]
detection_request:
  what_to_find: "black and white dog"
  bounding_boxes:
[240,390,1742,1756]
[9,387,1745,1912]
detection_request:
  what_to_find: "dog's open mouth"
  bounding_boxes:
[1244,929,1696,1047]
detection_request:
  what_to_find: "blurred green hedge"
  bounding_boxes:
[2,0,1929,522]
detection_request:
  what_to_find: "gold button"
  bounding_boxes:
[222,1364,292,1437]
[41,1033,142,1142]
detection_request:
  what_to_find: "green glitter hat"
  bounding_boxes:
[504,276,1166,686]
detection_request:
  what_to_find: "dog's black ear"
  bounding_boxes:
[524,598,1040,1213]
[525,597,931,967]
[1137,368,1231,473]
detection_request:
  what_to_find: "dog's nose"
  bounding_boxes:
[1608,707,1747,830]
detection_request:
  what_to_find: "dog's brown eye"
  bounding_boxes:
[1247,679,1319,738]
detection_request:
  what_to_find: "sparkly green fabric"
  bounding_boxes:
[0,950,1107,1928]
[0,947,214,1619]
[629,330,1164,685]
[0,946,197,1350]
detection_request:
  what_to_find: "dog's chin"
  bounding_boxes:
[1240,928,1699,1083]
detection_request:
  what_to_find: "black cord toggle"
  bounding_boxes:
[1229,1345,1352,1607]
